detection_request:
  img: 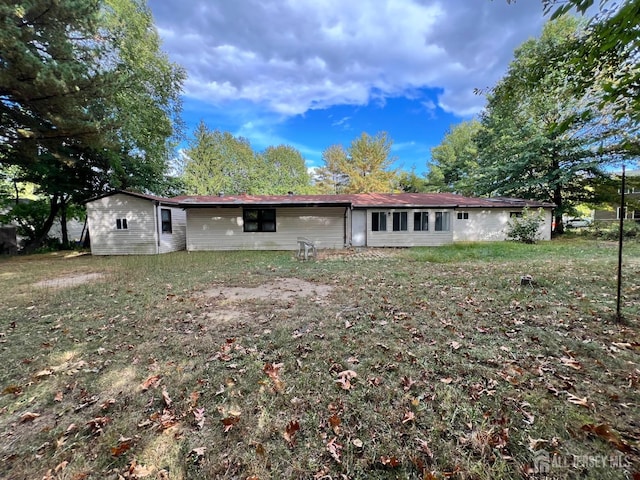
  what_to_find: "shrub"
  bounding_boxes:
[506,207,545,244]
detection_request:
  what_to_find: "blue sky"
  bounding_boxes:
[148,0,551,175]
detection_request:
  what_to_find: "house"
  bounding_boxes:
[85,191,554,255]
[86,191,186,255]
[593,170,640,223]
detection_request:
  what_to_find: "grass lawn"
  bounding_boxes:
[1,239,639,479]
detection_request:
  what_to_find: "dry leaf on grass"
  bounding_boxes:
[581,424,633,453]
[222,415,240,433]
[326,437,343,463]
[560,356,582,370]
[193,408,206,429]
[566,393,590,408]
[335,370,358,390]
[19,412,40,423]
[140,374,161,391]
[283,420,300,447]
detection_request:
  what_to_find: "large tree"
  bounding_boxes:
[313,144,350,194]
[474,17,628,232]
[317,132,397,194]
[0,0,185,249]
[426,120,482,195]
[258,145,312,195]
[182,122,312,195]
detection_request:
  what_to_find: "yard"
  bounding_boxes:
[0,240,639,479]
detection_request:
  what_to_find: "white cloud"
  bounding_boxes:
[149,0,546,118]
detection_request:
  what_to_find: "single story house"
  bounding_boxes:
[86,191,186,255]
[86,190,553,255]
[593,170,640,223]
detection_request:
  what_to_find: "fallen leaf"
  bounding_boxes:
[2,385,22,396]
[401,376,416,391]
[19,412,40,423]
[54,460,68,473]
[567,393,590,408]
[189,391,200,407]
[440,377,453,384]
[352,438,364,448]
[222,415,240,433]
[111,437,133,457]
[193,408,206,429]
[415,437,434,459]
[326,437,343,463]
[402,411,416,424]
[335,370,358,390]
[450,341,461,350]
[140,374,161,391]
[35,369,53,378]
[283,420,300,447]
[100,398,116,410]
[581,424,632,453]
[54,391,64,402]
[161,387,172,408]
[189,447,206,463]
[380,456,401,467]
[328,414,341,434]
[560,357,582,370]
[263,363,285,392]
[86,416,111,435]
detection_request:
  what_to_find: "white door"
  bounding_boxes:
[351,210,366,246]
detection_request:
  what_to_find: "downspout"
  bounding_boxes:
[154,201,160,254]
[344,207,349,247]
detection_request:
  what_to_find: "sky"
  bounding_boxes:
[147,0,551,175]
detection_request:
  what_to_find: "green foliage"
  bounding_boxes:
[545,0,640,126]
[396,169,429,193]
[475,17,622,232]
[182,122,312,195]
[426,120,482,195]
[0,199,52,245]
[506,207,546,244]
[316,132,397,194]
[0,0,185,250]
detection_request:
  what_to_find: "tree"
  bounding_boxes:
[182,123,312,195]
[182,123,258,195]
[313,144,350,194]
[318,132,397,194]
[426,120,482,195]
[0,0,185,251]
[474,17,628,232]
[258,145,312,195]
[396,169,429,193]
[516,1,640,132]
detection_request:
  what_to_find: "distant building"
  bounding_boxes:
[593,170,640,223]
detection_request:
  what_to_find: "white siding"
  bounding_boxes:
[186,207,346,251]
[87,194,158,255]
[158,207,187,253]
[364,209,454,247]
[453,209,553,242]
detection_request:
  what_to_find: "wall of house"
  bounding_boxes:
[158,207,187,253]
[453,208,552,242]
[360,208,454,247]
[186,206,347,251]
[87,194,158,255]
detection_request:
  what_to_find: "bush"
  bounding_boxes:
[506,207,546,244]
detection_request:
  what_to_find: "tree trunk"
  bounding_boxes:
[60,196,69,247]
[553,184,564,235]
[22,194,61,254]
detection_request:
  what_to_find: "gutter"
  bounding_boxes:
[153,200,161,252]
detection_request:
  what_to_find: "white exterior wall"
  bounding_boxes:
[186,206,346,251]
[362,208,454,247]
[158,207,187,253]
[87,194,158,255]
[453,208,553,242]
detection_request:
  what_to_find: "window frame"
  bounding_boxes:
[434,211,451,232]
[243,208,277,233]
[414,211,429,231]
[371,211,387,232]
[116,218,128,230]
[161,208,172,234]
[457,212,469,220]
[392,211,408,231]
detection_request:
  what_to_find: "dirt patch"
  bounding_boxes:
[318,247,403,261]
[34,272,106,289]
[203,277,333,303]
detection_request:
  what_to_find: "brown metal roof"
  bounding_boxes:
[173,192,555,209]
[86,190,180,205]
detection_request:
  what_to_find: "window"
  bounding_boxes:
[457,212,469,220]
[414,212,428,231]
[392,212,407,231]
[243,209,276,232]
[372,212,387,231]
[634,210,640,220]
[116,218,128,230]
[510,212,523,218]
[435,212,450,231]
[161,208,172,233]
